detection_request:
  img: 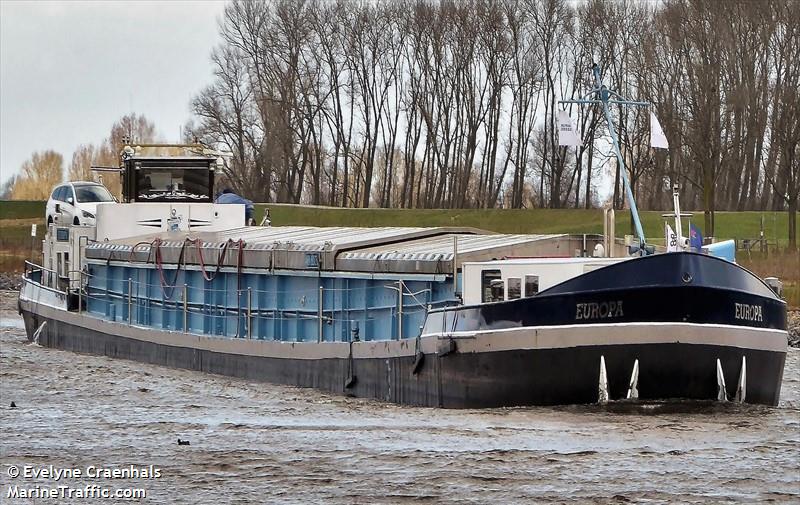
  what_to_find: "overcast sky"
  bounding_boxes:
[0,0,226,184]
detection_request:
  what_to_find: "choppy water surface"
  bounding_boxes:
[1,298,798,503]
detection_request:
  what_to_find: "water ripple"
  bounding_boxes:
[1,305,798,504]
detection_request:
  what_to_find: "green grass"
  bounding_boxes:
[258,205,608,234]
[255,204,795,246]
[0,223,38,241]
[0,200,45,220]
[0,200,794,246]
[635,210,794,247]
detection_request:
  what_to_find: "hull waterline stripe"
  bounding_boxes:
[19,296,787,360]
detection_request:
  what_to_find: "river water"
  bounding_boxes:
[1,292,798,503]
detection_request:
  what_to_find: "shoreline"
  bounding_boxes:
[0,272,21,291]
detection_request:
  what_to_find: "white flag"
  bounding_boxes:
[558,110,581,147]
[665,222,680,252]
[650,112,669,149]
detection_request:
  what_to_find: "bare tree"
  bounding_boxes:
[183,0,795,237]
[10,151,64,200]
[68,144,97,181]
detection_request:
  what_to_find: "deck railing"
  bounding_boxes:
[23,260,454,343]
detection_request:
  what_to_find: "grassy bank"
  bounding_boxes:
[258,204,795,247]
[1,200,795,244]
[1,200,797,305]
[0,200,45,220]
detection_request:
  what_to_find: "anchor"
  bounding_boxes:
[626,359,639,400]
[344,337,357,390]
[411,351,425,375]
[31,321,47,346]
[598,355,609,404]
[411,329,425,376]
[716,358,728,402]
[735,356,746,404]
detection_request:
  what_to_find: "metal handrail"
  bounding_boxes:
[24,261,88,304]
[24,260,56,275]
[83,272,436,296]
[21,272,67,297]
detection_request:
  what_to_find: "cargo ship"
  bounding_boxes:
[17,143,788,407]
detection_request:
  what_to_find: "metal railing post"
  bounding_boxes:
[77,271,83,314]
[398,281,404,340]
[247,287,252,339]
[318,286,323,343]
[127,278,132,325]
[236,289,241,338]
[183,284,188,333]
[453,236,458,295]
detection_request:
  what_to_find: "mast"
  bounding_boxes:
[560,64,649,250]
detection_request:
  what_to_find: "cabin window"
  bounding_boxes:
[136,166,212,201]
[525,275,539,297]
[75,184,114,203]
[507,277,521,300]
[482,269,503,303]
[54,185,67,202]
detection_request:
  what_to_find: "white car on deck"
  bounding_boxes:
[46,181,115,226]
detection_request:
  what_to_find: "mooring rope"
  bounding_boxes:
[151,237,246,300]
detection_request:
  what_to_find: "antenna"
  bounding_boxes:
[560,64,650,250]
[127,92,134,142]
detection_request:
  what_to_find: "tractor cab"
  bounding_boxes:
[118,143,220,203]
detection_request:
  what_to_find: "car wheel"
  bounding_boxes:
[73,216,80,226]
[47,216,53,225]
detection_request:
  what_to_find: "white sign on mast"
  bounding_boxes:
[557,110,581,147]
[665,222,680,252]
[650,112,669,149]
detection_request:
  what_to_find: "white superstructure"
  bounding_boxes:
[95,202,245,241]
[462,256,629,305]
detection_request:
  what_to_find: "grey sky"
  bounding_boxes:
[0,0,226,184]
